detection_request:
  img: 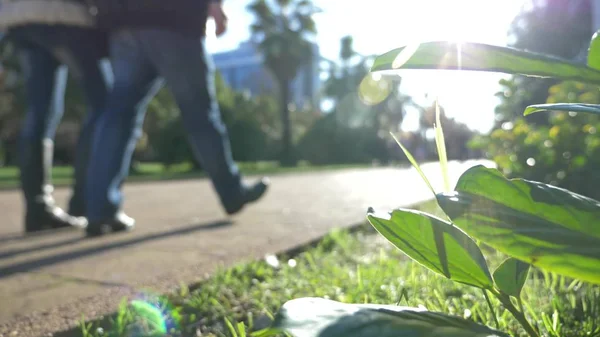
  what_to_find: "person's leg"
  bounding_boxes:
[85,29,161,234]
[11,30,86,232]
[138,30,268,214]
[50,28,112,217]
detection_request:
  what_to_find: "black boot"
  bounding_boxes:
[25,196,88,233]
[20,139,87,233]
[222,177,270,215]
[85,211,135,237]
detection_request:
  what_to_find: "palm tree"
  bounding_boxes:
[323,36,367,105]
[247,0,319,166]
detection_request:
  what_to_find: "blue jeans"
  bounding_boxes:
[85,29,241,222]
[9,25,110,216]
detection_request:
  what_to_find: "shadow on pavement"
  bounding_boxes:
[0,236,84,260]
[0,219,233,279]
[0,226,80,244]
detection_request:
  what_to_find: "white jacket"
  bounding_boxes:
[0,0,96,31]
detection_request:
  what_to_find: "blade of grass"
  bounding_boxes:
[482,289,500,329]
[433,100,450,192]
[390,132,436,196]
[224,317,238,337]
[237,322,247,337]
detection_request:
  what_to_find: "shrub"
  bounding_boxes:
[297,112,390,165]
[471,80,600,200]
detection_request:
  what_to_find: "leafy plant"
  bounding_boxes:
[259,32,600,337]
[368,208,494,290]
[436,165,600,285]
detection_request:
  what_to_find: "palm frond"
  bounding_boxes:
[247,0,277,29]
[249,0,318,83]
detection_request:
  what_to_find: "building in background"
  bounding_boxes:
[212,40,322,109]
[592,0,600,33]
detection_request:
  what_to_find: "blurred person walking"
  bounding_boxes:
[0,0,110,233]
[82,0,269,236]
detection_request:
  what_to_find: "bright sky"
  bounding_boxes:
[205,0,528,134]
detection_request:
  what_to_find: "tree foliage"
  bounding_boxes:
[247,0,319,166]
[495,0,592,126]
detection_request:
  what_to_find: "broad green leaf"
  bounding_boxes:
[390,132,435,195]
[588,30,600,70]
[493,258,530,298]
[524,103,600,116]
[436,165,600,284]
[371,41,600,85]
[255,297,509,337]
[367,208,493,289]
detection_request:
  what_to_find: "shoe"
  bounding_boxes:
[85,212,135,237]
[67,200,85,218]
[21,139,87,233]
[223,177,270,215]
[25,205,88,233]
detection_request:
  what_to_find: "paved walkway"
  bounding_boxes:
[0,160,493,337]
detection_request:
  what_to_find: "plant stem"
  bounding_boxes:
[517,297,526,317]
[482,289,500,329]
[494,292,539,337]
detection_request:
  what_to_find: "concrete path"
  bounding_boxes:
[0,160,494,337]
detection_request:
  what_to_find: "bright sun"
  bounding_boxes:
[366,0,525,133]
[395,0,524,44]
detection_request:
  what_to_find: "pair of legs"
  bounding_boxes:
[85,29,268,234]
[9,25,109,232]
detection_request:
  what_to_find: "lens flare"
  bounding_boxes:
[358,73,392,106]
[128,292,181,336]
[130,300,167,334]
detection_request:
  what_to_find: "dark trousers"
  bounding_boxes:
[85,29,241,222]
[9,25,109,217]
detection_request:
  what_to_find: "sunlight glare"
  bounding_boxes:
[205,18,217,40]
[378,0,525,133]
[457,42,462,70]
[392,43,421,69]
[358,73,392,106]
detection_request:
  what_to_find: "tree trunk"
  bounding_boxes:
[279,78,296,167]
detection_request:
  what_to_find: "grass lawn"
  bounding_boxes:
[74,201,599,337]
[0,161,375,190]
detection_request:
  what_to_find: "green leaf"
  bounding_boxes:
[367,208,493,289]
[255,297,509,337]
[588,30,600,70]
[371,41,600,85]
[493,258,530,298]
[524,103,600,116]
[436,165,600,284]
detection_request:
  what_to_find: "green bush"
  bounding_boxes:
[470,80,600,200]
[297,112,390,165]
[146,76,282,168]
[222,94,280,162]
